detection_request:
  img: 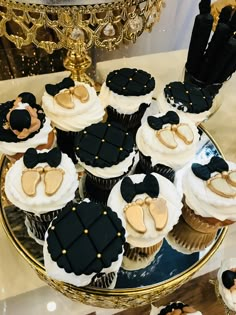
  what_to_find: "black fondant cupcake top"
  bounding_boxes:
[74,122,135,168]
[47,201,126,276]
[164,81,213,114]
[0,92,45,143]
[106,68,155,97]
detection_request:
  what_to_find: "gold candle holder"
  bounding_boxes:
[0,0,165,85]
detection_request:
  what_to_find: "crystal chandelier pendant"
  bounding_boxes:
[147,6,158,28]
[103,23,116,37]
[129,16,143,32]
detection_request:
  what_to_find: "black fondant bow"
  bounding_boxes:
[45,77,75,96]
[147,111,180,130]
[191,156,229,180]
[23,147,62,168]
[120,174,159,203]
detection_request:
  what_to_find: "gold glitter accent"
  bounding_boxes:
[51,226,55,230]
[72,207,76,211]
[97,253,102,258]
[103,211,107,215]
[117,232,121,236]
[62,250,67,254]
[84,229,88,234]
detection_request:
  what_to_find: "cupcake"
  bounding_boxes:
[4,147,78,243]
[151,301,202,315]
[42,77,105,163]
[136,111,200,182]
[0,92,55,162]
[168,156,236,253]
[217,258,236,312]
[43,199,126,288]
[74,121,136,203]
[157,81,218,125]
[99,68,155,133]
[107,173,182,270]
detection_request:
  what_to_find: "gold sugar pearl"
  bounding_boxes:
[72,207,76,211]
[95,156,99,159]
[129,78,132,81]
[76,147,79,151]
[203,96,206,99]
[117,232,121,237]
[108,123,111,127]
[102,139,105,142]
[51,226,55,230]
[83,131,87,134]
[123,87,126,90]
[84,229,89,234]
[103,211,107,215]
[144,85,147,88]
[62,249,67,254]
[190,102,192,105]
[119,147,123,151]
[186,91,189,94]
[97,253,102,258]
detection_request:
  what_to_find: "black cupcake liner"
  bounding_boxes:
[84,176,111,205]
[56,128,78,164]
[88,272,116,288]
[138,152,175,182]
[23,209,62,241]
[106,103,150,133]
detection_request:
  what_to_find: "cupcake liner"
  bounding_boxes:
[85,175,111,205]
[56,128,78,164]
[138,151,175,182]
[182,199,234,234]
[88,272,116,289]
[122,241,163,271]
[106,102,150,131]
[167,215,217,254]
[23,209,62,241]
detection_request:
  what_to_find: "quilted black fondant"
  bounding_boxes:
[74,122,134,168]
[47,201,126,276]
[164,81,213,114]
[106,68,155,96]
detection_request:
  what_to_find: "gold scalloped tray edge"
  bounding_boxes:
[0,126,228,309]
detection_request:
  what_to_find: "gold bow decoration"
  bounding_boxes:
[54,85,89,109]
[207,170,236,198]
[156,123,194,149]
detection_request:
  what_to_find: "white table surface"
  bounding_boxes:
[0,49,236,314]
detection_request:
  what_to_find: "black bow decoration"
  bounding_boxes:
[222,270,236,289]
[191,156,229,180]
[120,174,159,203]
[147,111,180,130]
[23,147,62,168]
[45,77,75,96]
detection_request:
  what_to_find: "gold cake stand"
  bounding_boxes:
[0,126,228,309]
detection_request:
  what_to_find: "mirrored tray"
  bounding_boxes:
[0,126,227,309]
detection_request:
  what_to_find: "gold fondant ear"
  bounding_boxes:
[54,90,74,109]
[175,123,194,145]
[226,170,236,187]
[124,203,146,233]
[156,127,177,149]
[21,167,43,197]
[207,174,236,198]
[73,85,89,103]
[169,309,182,315]
[148,198,168,231]
[43,167,65,196]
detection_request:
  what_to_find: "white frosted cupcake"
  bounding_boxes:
[157,81,219,125]
[107,173,182,270]
[42,77,105,163]
[217,258,236,312]
[44,199,126,288]
[5,147,78,242]
[0,92,55,162]
[136,111,200,182]
[99,68,155,133]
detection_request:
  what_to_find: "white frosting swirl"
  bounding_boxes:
[42,82,105,131]
[107,173,182,247]
[136,112,200,170]
[43,199,123,287]
[157,92,211,125]
[5,150,78,214]
[217,258,236,312]
[0,117,53,156]
[183,160,236,221]
[99,83,154,114]
[78,150,136,179]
